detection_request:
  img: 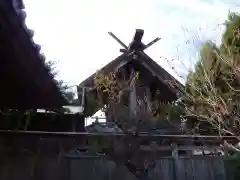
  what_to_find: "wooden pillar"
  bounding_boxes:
[172,143,179,180]
[129,72,137,117]
[146,86,152,113]
[172,143,179,158]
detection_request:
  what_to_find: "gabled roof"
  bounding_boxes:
[0,0,68,109]
[79,49,183,95]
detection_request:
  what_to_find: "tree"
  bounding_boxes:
[181,12,240,147]
[88,70,176,179]
[45,60,75,103]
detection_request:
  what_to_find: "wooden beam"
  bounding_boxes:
[120,49,128,53]
[0,130,237,144]
[132,29,144,43]
[0,130,236,156]
[67,145,224,152]
[171,143,178,158]
[0,130,236,139]
[108,32,128,49]
[145,37,161,50]
[140,145,224,151]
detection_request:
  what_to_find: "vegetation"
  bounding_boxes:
[45,60,75,103]
[92,70,178,132]
[89,70,170,179]
[163,12,240,180]
[178,12,240,141]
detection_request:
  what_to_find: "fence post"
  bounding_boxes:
[172,143,179,180]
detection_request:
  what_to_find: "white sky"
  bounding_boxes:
[23,0,240,87]
[22,0,240,125]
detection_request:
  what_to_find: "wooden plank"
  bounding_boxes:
[0,130,237,145]
[108,32,128,49]
[0,129,236,139]
[144,37,161,50]
[140,145,224,151]
[0,130,237,156]
[0,151,227,180]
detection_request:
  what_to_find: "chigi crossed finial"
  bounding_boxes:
[108,29,161,54]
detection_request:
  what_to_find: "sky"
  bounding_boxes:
[23,0,240,87]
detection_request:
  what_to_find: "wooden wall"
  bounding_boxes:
[0,113,85,132]
[0,153,228,180]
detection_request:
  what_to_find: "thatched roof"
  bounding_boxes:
[0,0,68,109]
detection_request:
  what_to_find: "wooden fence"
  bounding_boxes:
[0,153,229,180]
